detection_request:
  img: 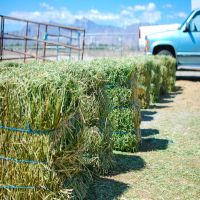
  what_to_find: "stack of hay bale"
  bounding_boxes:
[0,55,176,199]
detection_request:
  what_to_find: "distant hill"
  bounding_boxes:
[16,17,142,35]
[72,18,124,34]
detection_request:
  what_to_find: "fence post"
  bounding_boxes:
[24,21,29,62]
[81,30,85,60]
[77,31,81,60]
[43,25,48,61]
[69,30,72,60]
[0,16,4,62]
[56,27,60,61]
[36,23,40,61]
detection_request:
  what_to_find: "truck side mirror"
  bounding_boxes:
[184,22,190,32]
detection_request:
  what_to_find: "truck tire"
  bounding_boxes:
[157,49,173,57]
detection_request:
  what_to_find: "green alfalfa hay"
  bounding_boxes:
[0,65,85,199]
[53,61,114,174]
[0,61,113,199]
[146,55,176,102]
[123,56,152,109]
[155,55,176,94]
[0,55,176,199]
[90,58,141,152]
[143,57,162,103]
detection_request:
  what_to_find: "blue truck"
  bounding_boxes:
[145,9,200,68]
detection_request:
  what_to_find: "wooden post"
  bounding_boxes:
[24,21,29,62]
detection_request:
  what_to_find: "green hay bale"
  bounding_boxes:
[146,55,176,102]
[54,61,114,174]
[0,65,83,199]
[90,58,141,152]
[156,55,176,94]
[0,61,113,199]
[127,56,152,109]
[145,57,163,102]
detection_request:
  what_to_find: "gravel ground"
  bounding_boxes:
[86,71,200,200]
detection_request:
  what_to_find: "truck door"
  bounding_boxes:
[178,11,200,65]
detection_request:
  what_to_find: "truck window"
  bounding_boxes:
[190,12,200,32]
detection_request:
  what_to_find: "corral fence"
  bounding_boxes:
[0,15,85,62]
[84,33,140,60]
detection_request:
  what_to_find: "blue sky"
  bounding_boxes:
[0,0,192,27]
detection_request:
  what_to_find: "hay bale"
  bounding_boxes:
[146,55,176,102]
[144,57,163,102]
[90,58,141,152]
[156,56,176,94]
[125,56,152,109]
[0,61,113,199]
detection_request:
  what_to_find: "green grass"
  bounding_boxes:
[86,85,200,200]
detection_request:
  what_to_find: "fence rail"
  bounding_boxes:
[0,15,85,62]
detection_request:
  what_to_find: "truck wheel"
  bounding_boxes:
[157,49,173,57]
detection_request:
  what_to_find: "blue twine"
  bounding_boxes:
[0,155,47,165]
[0,185,36,190]
[0,185,51,191]
[0,123,54,135]
[112,131,129,135]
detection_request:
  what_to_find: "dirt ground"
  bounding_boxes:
[86,71,200,200]
[172,70,200,111]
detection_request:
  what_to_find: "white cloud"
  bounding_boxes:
[121,2,160,24]
[40,2,54,10]
[163,4,173,9]
[9,2,161,26]
[130,2,156,12]
[133,5,146,11]
[166,11,188,20]
[10,11,42,20]
[147,3,156,11]
[141,11,161,24]
[120,9,132,16]
[83,9,120,21]
[176,12,187,19]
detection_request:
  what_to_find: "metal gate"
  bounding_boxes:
[0,15,85,62]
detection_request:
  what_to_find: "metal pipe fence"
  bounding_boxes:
[0,15,85,62]
[84,33,139,60]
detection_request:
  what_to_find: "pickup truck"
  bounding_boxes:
[145,9,200,68]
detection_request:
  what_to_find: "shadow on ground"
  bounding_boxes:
[149,86,183,109]
[139,138,169,152]
[141,110,157,121]
[85,153,145,200]
[85,177,129,200]
[110,154,146,175]
[141,128,159,137]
